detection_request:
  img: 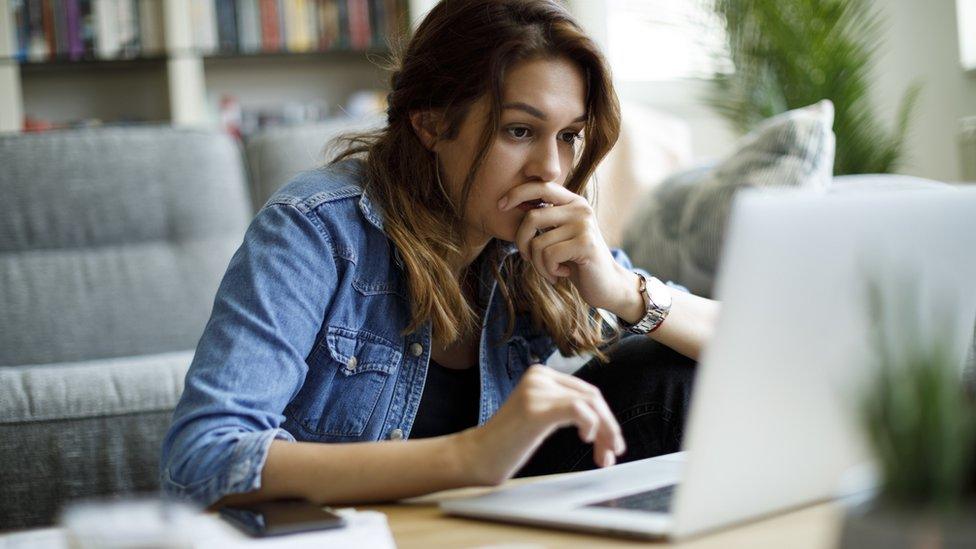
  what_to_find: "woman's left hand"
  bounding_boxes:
[499,182,634,312]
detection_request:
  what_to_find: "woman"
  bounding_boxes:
[160,0,719,508]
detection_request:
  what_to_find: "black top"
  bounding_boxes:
[409,358,480,439]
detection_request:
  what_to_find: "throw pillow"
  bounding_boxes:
[621,99,836,297]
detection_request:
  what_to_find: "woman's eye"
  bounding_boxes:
[507,127,531,139]
[560,131,582,144]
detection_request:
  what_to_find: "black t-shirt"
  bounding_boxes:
[409,358,480,439]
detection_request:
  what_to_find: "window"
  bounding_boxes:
[605,0,730,82]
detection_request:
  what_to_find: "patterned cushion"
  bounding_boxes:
[621,100,836,297]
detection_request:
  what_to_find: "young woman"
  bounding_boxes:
[161,0,719,508]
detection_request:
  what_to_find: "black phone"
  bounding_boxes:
[218,498,347,538]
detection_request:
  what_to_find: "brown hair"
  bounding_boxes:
[332,0,622,359]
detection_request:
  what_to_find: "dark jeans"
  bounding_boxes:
[514,334,697,478]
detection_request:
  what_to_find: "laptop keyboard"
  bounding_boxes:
[585,484,677,513]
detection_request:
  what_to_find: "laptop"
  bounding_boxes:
[441,187,976,540]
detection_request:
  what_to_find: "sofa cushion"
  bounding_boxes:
[0,127,251,366]
[245,115,384,211]
[0,350,192,424]
[0,351,192,530]
[621,100,836,297]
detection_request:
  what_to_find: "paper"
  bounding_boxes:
[0,509,395,549]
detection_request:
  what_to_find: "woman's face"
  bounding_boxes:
[434,56,588,248]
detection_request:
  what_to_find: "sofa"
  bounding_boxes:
[0,127,252,530]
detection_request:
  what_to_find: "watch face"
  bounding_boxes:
[647,278,672,310]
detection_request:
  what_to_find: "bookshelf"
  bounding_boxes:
[0,0,427,133]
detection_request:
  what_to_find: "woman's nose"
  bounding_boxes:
[525,139,561,183]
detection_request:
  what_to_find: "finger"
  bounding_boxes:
[550,374,626,455]
[569,399,600,444]
[513,204,576,262]
[566,398,616,467]
[540,237,589,280]
[529,225,576,284]
[498,182,582,212]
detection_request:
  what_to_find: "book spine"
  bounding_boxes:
[93,0,120,59]
[242,0,262,53]
[52,0,65,58]
[65,0,84,60]
[259,0,280,51]
[118,0,141,58]
[79,0,95,58]
[26,0,47,61]
[11,0,27,62]
[367,0,380,49]
[138,0,164,55]
[348,0,370,50]
[215,0,239,54]
[42,0,55,59]
[306,0,318,51]
[335,0,347,50]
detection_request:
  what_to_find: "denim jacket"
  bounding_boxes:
[159,159,650,506]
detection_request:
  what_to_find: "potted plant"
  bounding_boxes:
[708,0,922,175]
[839,282,976,547]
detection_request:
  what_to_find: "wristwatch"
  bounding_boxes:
[617,273,672,335]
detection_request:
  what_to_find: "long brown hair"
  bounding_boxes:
[332,0,622,360]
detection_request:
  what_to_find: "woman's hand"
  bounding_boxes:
[454,364,626,486]
[498,182,635,313]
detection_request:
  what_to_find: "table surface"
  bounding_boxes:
[362,476,846,548]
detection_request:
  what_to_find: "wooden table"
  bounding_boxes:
[363,476,846,548]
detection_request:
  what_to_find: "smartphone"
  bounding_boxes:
[218,498,347,538]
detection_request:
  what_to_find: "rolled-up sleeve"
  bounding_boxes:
[160,202,337,507]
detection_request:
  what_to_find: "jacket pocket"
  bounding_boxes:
[294,326,402,438]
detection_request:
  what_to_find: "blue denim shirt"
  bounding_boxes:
[160,159,650,506]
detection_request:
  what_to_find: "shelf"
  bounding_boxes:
[17,56,169,73]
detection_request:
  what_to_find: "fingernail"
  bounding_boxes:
[605,450,616,467]
[498,197,508,210]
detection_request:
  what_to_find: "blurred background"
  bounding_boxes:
[0,0,973,182]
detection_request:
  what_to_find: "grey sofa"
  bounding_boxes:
[0,127,251,530]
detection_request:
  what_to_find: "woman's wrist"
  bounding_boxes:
[608,266,645,325]
[450,426,496,487]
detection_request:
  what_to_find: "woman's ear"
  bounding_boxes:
[409,110,444,151]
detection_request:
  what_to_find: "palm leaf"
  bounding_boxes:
[707,0,921,175]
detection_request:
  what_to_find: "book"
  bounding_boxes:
[259,0,281,51]
[237,0,263,53]
[318,0,339,50]
[347,0,370,50]
[215,0,239,54]
[117,0,141,58]
[79,0,95,58]
[11,0,29,62]
[65,0,84,60]
[93,0,120,59]
[25,0,49,61]
[191,0,219,54]
[139,0,165,56]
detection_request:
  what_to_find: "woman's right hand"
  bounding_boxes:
[455,364,626,486]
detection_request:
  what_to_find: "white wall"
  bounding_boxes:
[871,0,976,182]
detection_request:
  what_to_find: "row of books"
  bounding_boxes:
[10,0,163,62]
[9,0,407,63]
[197,0,408,54]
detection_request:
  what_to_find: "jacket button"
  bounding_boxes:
[389,428,404,440]
[529,353,540,363]
[346,356,358,370]
[409,343,424,357]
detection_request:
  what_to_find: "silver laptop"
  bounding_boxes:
[441,187,976,540]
